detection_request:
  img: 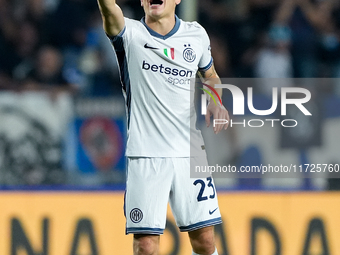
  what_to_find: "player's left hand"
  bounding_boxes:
[205,101,230,134]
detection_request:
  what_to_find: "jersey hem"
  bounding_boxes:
[126,227,164,235]
[179,217,222,232]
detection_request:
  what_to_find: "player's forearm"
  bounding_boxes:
[97,0,124,36]
[199,66,223,101]
[97,0,116,16]
[215,87,222,100]
[203,78,222,101]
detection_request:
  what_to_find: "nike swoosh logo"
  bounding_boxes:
[209,208,218,215]
[144,43,159,50]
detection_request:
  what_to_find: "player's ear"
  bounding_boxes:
[175,0,181,5]
[141,0,143,6]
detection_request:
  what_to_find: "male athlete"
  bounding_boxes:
[96,0,229,254]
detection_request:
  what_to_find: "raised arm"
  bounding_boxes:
[97,0,125,37]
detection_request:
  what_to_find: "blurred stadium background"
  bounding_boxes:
[0,0,340,254]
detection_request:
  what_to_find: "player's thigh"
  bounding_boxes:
[169,157,222,232]
[125,157,173,235]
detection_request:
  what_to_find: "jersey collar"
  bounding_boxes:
[140,15,181,40]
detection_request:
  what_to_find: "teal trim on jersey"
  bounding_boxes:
[140,15,181,40]
[111,35,132,129]
[199,57,213,71]
[106,26,126,49]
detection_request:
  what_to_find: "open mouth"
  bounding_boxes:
[150,0,163,6]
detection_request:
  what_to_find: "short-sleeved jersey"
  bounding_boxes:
[109,16,213,157]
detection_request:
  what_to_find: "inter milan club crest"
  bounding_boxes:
[130,208,143,223]
[183,44,196,63]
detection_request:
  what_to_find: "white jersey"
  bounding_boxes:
[109,16,213,157]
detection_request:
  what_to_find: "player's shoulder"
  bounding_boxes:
[124,17,144,29]
[120,17,148,40]
[180,20,207,34]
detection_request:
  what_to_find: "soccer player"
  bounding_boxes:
[96,0,230,254]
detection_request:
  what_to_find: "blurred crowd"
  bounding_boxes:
[199,0,340,96]
[0,0,339,189]
[0,0,121,96]
[0,0,340,96]
[202,0,340,76]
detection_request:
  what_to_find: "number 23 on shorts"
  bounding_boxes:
[193,177,216,202]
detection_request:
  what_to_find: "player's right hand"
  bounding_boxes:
[205,101,230,134]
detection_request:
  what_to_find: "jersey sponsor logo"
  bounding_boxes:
[144,43,159,50]
[130,208,143,223]
[163,48,175,60]
[142,60,193,78]
[183,44,196,63]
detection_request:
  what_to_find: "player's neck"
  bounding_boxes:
[145,14,176,36]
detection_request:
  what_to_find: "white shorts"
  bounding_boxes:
[125,157,222,235]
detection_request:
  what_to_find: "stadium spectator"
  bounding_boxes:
[42,0,93,49]
[253,25,293,95]
[22,46,76,94]
[12,21,41,81]
[0,0,339,189]
[284,0,336,78]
